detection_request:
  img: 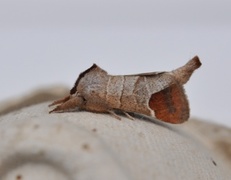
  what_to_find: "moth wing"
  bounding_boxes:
[125,71,165,77]
[70,64,108,95]
[149,82,189,124]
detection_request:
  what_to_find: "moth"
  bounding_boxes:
[49,56,201,124]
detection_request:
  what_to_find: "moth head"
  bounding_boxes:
[49,94,85,113]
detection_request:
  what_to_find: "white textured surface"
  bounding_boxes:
[0,102,229,180]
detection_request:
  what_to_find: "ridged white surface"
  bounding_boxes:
[0,102,229,180]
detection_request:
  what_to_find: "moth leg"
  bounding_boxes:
[49,96,84,113]
[107,110,122,120]
[123,112,134,120]
[48,95,71,107]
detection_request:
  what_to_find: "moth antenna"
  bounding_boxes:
[171,56,202,85]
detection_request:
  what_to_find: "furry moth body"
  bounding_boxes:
[49,56,201,124]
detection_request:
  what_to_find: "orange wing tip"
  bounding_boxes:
[148,84,189,124]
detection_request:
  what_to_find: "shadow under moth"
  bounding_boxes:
[49,56,201,124]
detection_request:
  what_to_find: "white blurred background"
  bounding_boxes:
[0,0,230,127]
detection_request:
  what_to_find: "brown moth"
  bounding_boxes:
[49,56,201,123]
